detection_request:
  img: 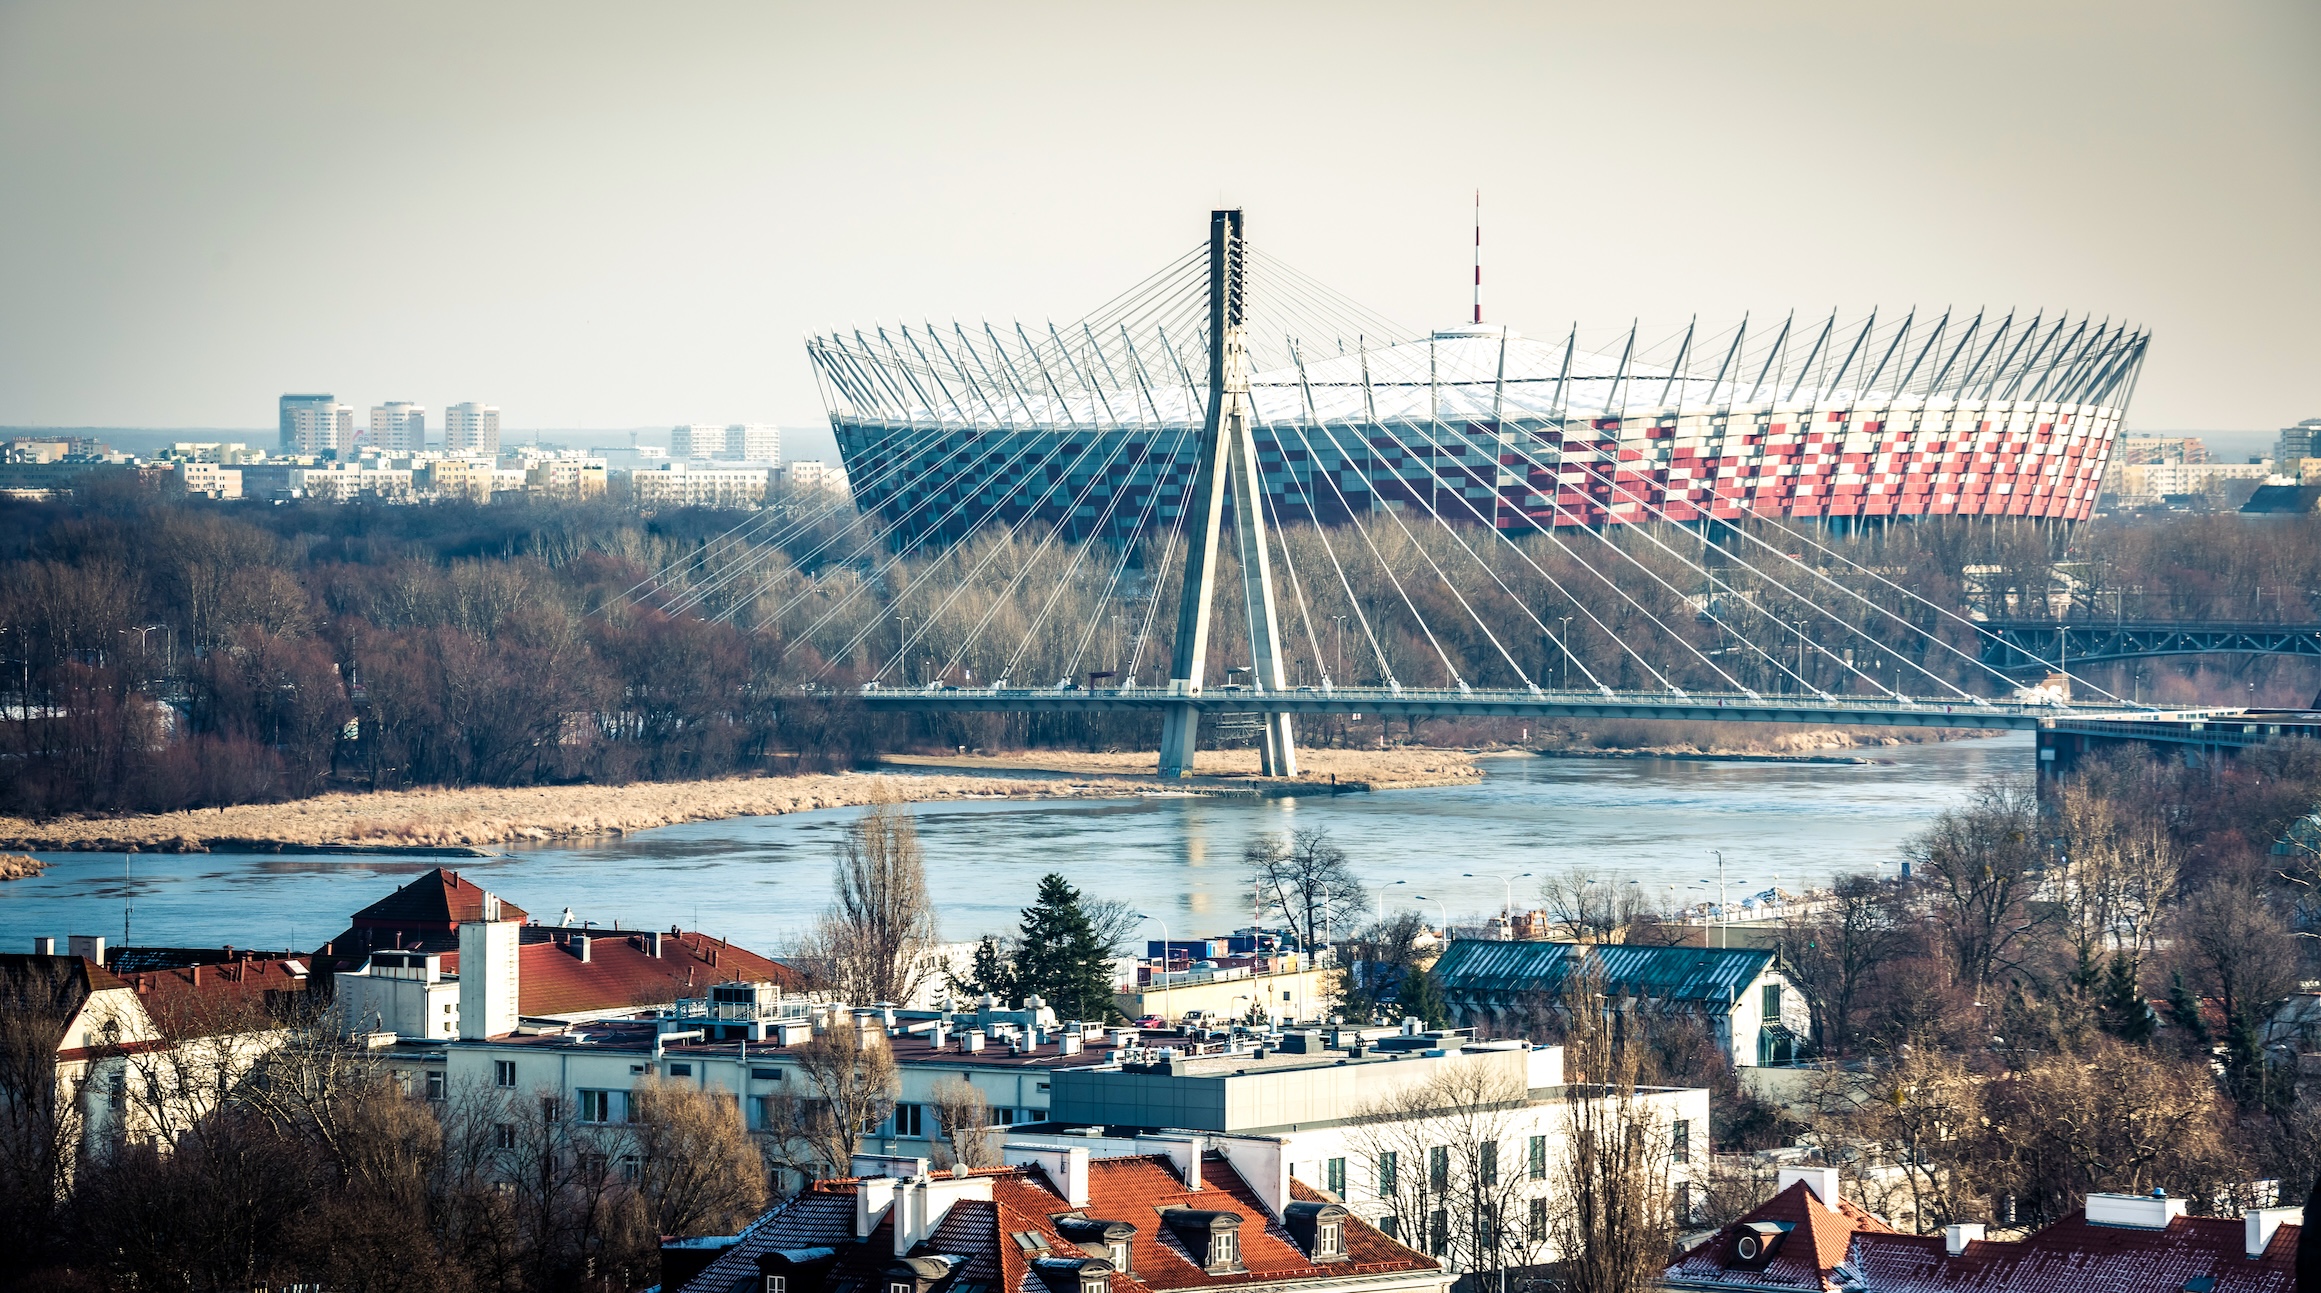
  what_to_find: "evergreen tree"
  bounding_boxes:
[1394,964,1450,1029]
[948,935,1014,1004]
[2101,953,2154,1043]
[1008,873,1119,1022]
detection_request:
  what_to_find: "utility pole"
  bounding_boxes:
[1159,210,1295,778]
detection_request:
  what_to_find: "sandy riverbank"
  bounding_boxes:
[0,773,1125,854]
[0,853,47,880]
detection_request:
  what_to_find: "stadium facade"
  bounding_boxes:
[809,251,2145,549]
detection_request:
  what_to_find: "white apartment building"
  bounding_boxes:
[670,424,722,459]
[2116,459,2271,496]
[369,402,426,452]
[444,402,501,456]
[627,462,770,508]
[785,458,850,493]
[279,393,354,456]
[160,460,243,499]
[725,423,780,462]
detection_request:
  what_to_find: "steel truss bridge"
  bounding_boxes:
[627,210,2176,776]
[1980,621,2321,673]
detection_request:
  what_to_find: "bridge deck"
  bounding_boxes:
[859,684,2158,731]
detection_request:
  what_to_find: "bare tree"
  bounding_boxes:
[1243,827,1368,952]
[1083,897,1147,959]
[1781,873,1904,1056]
[0,960,89,1266]
[1342,1058,1537,1277]
[811,790,942,1006]
[1539,867,1647,943]
[625,1076,768,1238]
[1552,967,1675,1293]
[775,1016,900,1178]
[1906,777,2049,988]
[926,1077,999,1170]
[1817,1040,1982,1233]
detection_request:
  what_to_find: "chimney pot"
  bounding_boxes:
[32,937,54,955]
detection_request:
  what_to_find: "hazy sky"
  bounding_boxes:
[2,1,2314,436]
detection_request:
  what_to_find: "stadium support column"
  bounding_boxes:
[1159,210,1298,779]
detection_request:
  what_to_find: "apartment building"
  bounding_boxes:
[629,461,771,508]
[279,393,354,455]
[369,401,426,452]
[444,402,501,456]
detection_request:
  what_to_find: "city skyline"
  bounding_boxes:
[1,2,2315,434]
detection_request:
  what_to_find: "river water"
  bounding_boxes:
[1,735,2029,954]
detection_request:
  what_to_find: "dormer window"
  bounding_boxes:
[1317,1223,1342,1257]
[1284,1201,1352,1264]
[890,1283,911,1293]
[766,1280,786,1293]
[1080,1274,1108,1293]
[1210,1230,1238,1271]
[1108,1241,1130,1272]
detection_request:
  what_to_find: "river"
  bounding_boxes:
[1,735,2030,954]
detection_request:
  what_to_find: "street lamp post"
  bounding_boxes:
[1412,893,1452,937]
[1703,850,1729,949]
[1558,617,1574,690]
[1462,871,1532,918]
[1137,912,1170,1022]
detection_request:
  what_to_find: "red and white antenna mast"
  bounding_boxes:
[1472,189,1482,325]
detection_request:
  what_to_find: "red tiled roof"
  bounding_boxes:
[680,1153,1439,1293]
[1667,1185,2302,1293]
[438,928,801,1018]
[349,867,528,931]
[125,956,312,1036]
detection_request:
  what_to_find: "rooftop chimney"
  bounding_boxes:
[572,933,591,963]
[68,934,105,964]
[1944,1224,1984,1256]
[32,937,54,955]
[1778,1167,1840,1212]
[2246,1207,2302,1258]
[459,919,520,1039]
[645,930,663,958]
[2086,1190,2187,1230]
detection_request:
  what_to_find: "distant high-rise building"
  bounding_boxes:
[725,423,780,463]
[445,403,500,456]
[369,401,426,452]
[279,393,352,456]
[671,424,721,459]
[2277,418,2321,468]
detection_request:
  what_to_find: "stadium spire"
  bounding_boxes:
[1472,189,1483,324]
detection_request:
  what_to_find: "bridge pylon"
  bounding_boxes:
[1157,210,1297,779]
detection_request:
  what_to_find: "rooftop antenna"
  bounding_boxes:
[1472,190,1483,325]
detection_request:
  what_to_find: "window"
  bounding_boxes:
[668,1062,693,1077]
[1675,1181,1694,1224]
[1379,1215,1400,1241]
[1761,982,1782,1020]
[1080,1274,1108,1293]
[1529,1198,1548,1243]
[751,1066,782,1081]
[894,1103,924,1136]
[1528,1134,1546,1179]
[578,1090,615,1124]
[1209,1229,1238,1271]
[767,1279,788,1293]
[1672,1119,1691,1165]
[1317,1222,1342,1257]
[1480,1140,1498,1186]
[1428,1145,1449,1192]
[493,1122,516,1150]
[1377,1151,1398,1195]
[1326,1157,1346,1196]
[1109,1241,1131,1273]
[494,1060,516,1089]
[891,1282,913,1293]
[540,1096,560,1122]
[1428,1210,1448,1256]
[426,1071,445,1101]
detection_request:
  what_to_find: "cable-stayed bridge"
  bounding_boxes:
[620,210,2165,776]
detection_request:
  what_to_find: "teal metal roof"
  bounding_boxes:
[1431,939,1774,1008]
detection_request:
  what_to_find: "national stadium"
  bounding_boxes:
[807,230,2145,550]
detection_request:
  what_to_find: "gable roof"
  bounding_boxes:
[1432,940,1776,1007]
[486,928,801,1017]
[1666,1184,2302,1293]
[122,956,311,1036]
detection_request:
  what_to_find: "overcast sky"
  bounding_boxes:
[1,1,2314,437]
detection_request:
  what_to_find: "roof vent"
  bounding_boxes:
[2246,1207,2302,1258]
[2087,1191,2187,1230]
[1944,1224,1984,1256]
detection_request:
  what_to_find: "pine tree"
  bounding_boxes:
[1008,873,1119,1022]
[2101,953,2154,1043]
[948,935,1014,1004]
[1394,964,1450,1029]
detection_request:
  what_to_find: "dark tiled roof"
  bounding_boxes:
[123,957,312,1036]
[349,867,528,931]
[0,952,129,1010]
[1666,1183,2302,1293]
[1432,940,1774,1007]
